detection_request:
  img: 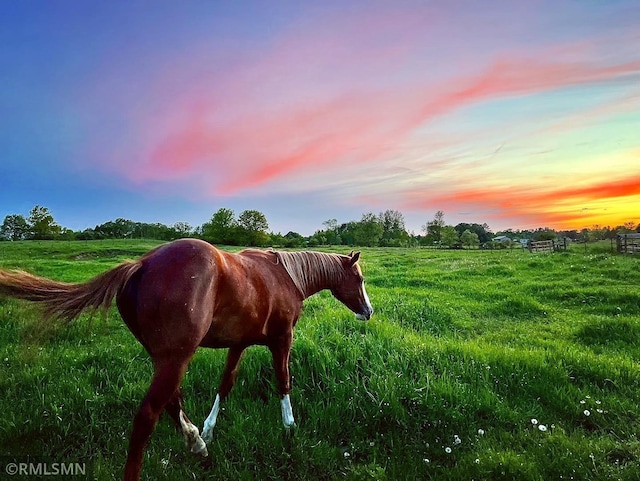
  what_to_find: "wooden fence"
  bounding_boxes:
[528,240,555,253]
[617,234,640,254]
[527,239,569,253]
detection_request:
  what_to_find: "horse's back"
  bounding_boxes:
[201,248,303,348]
[115,239,301,353]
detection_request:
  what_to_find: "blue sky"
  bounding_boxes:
[1,1,639,235]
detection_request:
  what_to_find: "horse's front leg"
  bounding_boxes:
[269,333,295,429]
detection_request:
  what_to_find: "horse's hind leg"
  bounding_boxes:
[165,389,208,456]
[124,358,190,481]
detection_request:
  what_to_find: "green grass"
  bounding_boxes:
[1,240,639,480]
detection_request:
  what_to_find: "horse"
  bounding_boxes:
[0,238,373,480]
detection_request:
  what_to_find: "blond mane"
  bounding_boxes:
[274,251,346,297]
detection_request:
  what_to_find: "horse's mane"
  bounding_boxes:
[274,251,346,297]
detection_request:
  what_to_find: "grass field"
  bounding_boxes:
[1,239,639,480]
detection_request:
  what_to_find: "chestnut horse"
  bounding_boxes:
[0,238,373,480]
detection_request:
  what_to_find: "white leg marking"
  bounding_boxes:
[178,411,208,456]
[281,394,295,428]
[202,393,221,444]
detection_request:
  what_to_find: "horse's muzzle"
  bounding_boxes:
[356,306,373,321]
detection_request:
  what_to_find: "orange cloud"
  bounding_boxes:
[557,175,640,201]
[403,171,640,228]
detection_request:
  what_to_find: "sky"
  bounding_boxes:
[1,1,639,236]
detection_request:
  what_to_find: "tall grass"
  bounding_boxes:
[0,240,639,480]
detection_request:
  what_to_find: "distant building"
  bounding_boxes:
[493,235,511,244]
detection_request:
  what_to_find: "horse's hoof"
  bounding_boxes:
[200,456,213,470]
[189,434,209,458]
[190,439,208,457]
[283,423,297,438]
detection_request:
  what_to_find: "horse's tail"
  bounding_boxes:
[0,261,143,321]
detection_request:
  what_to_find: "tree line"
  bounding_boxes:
[1,205,639,247]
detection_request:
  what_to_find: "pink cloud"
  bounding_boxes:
[400,58,640,135]
[131,56,639,196]
[90,4,639,201]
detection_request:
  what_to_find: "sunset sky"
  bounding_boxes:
[1,1,639,235]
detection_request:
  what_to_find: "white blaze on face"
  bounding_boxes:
[280,394,295,428]
[362,282,373,314]
[356,281,373,320]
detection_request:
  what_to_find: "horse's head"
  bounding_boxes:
[331,251,374,321]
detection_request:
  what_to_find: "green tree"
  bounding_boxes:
[614,221,637,235]
[283,231,304,248]
[76,228,96,240]
[57,227,75,241]
[27,205,60,240]
[353,212,383,247]
[534,228,557,241]
[1,214,29,240]
[172,222,193,238]
[460,229,480,249]
[95,218,135,238]
[237,210,270,246]
[454,222,492,243]
[440,225,459,248]
[379,209,409,246]
[202,208,238,244]
[338,221,358,246]
[322,219,340,245]
[422,210,445,245]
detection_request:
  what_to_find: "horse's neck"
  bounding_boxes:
[277,251,343,298]
[302,252,343,297]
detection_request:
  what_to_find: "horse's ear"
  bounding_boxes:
[349,251,361,266]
